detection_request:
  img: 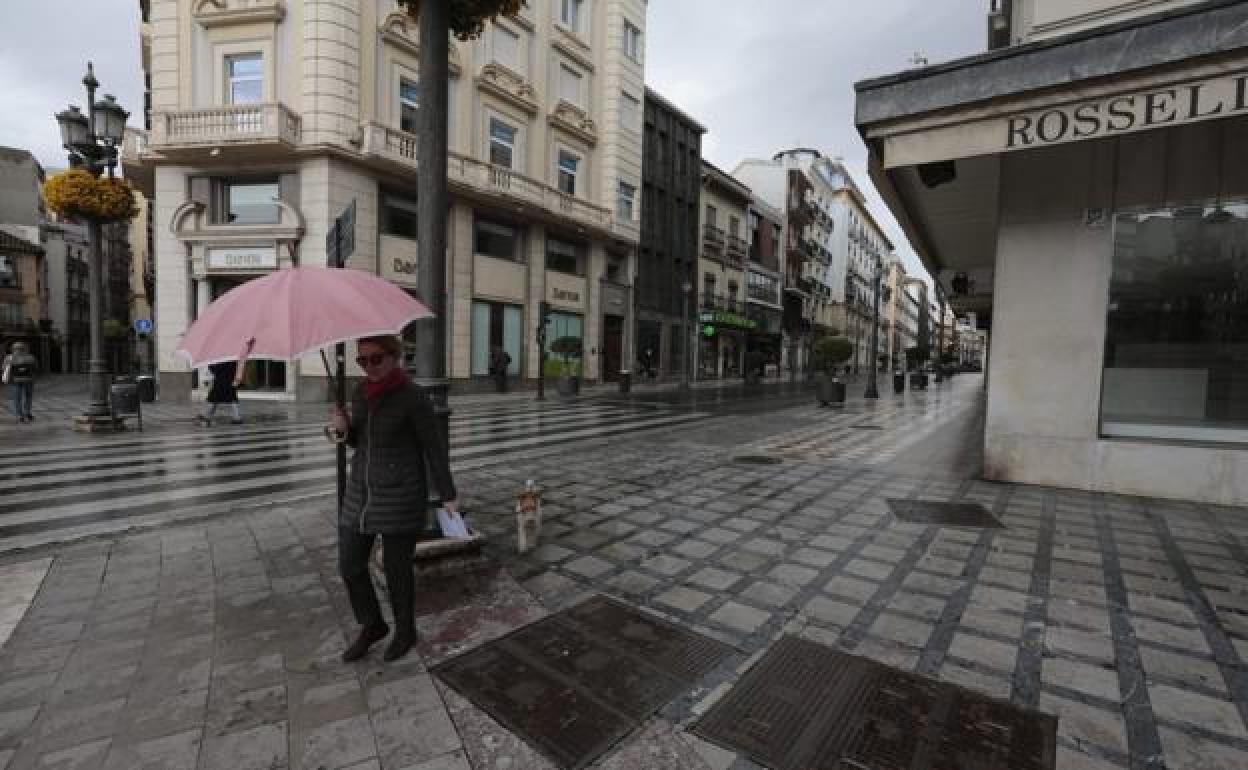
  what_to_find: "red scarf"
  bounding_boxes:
[363,368,408,407]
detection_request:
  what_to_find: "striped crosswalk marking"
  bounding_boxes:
[0,400,708,552]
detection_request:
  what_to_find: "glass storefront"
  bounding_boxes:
[1101,201,1248,443]
[471,300,523,377]
[210,277,286,390]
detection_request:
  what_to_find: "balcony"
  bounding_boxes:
[358,122,617,239]
[150,103,301,155]
[701,293,745,315]
[725,235,747,263]
[747,283,779,306]
[702,223,725,252]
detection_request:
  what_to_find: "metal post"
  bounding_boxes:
[864,258,882,399]
[935,293,947,383]
[84,219,110,417]
[414,0,452,468]
[680,287,690,390]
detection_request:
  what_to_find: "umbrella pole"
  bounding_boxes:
[321,349,348,517]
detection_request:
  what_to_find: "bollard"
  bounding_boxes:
[515,479,542,553]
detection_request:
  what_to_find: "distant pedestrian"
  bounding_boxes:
[489,347,511,393]
[2,342,37,423]
[196,339,253,426]
[640,347,656,379]
[329,334,459,663]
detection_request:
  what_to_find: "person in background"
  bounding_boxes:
[489,347,511,393]
[3,342,38,423]
[195,338,253,426]
[330,334,459,663]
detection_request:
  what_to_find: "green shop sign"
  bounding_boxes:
[699,310,758,331]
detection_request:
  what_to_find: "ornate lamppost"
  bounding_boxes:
[54,63,129,429]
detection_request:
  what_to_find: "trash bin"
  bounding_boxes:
[619,370,631,394]
[137,375,156,403]
[109,382,143,431]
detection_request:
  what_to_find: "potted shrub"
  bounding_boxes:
[550,336,583,396]
[743,351,766,386]
[812,336,853,406]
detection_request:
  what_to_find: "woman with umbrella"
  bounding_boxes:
[330,334,458,662]
[178,266,458,663]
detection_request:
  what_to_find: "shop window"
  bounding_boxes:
[399,77,419,133]
[557,150,579,196]
[217,179,280,225]
[546,310,583,351]
[475,217,525,262]
[381,194,418,239]
[226,53,263,105]
[1100,202,1248,444]
[471,300,523,376]
[489,118,517,169]
[546,236,585,276]
[616,181,635,221]
[623,20,642,62]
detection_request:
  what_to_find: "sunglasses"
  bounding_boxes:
[355,353,391,367]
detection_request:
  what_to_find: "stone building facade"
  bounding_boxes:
[126,0,644,401]
[694,160,751,379]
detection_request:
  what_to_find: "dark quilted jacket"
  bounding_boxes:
[340,382,457,535]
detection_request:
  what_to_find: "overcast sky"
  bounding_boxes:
[1,0,987,281]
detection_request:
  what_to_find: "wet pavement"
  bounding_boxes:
[0,373,1246,769]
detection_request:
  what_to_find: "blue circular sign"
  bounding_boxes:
[134,318,153,334]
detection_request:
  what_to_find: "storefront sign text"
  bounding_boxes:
[699,310,758,331]
[206,246,277,271]
[552,288,580,303]
[1006,72,1248,150]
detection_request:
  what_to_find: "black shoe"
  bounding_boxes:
[342,623,389,662]
[383,629,416,662]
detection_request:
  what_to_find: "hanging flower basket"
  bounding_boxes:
[43,169,137,223]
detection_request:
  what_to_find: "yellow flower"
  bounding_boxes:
[44,169,137,223]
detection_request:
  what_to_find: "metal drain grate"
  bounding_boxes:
[733,455,783,465]
[694,636,1056,770]
[853,424,884,430]
[887,499,1004,528]
[434,596,733,769]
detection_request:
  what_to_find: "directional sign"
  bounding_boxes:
[326,199,357,267]
[134,318,153,334]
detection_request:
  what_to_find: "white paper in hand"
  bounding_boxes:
[436,508,470,539]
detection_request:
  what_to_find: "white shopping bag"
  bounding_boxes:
[436,508,470,539]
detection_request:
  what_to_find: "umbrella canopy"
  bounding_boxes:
[176,266,433,367]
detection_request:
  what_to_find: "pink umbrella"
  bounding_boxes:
[176,266,433,367]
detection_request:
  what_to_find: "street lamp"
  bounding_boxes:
[864,251,883,399]
[680,279,692,391]
[55,62,128,427]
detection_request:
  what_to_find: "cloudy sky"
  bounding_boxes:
[1,0,986,279]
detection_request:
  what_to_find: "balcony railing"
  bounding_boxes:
[747,283,779,305]
[151,103,301,148]
[725,234,747,259]
[701,293,745,314]
[703,224,725,249]
[360,122,614,234]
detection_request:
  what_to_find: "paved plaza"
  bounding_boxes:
[0,376,1245,769]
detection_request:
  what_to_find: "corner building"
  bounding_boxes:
[126,0,644,401]
[857,0,1248,504]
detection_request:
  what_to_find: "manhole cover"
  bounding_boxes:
[887,499,1003,528]
[733,455,783,465]
[694,636,1055,770]
[434,596,732,769]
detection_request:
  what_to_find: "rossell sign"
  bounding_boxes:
[1006,72,1248,149]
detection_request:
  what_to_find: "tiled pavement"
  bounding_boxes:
[1,378,1246,769]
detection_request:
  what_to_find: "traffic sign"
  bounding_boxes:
[134,318,153,334]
